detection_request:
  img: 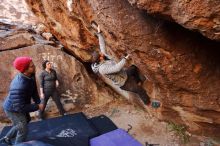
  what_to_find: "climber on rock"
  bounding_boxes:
[91,23,150,105]
[0,57,44,145]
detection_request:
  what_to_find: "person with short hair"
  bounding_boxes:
[0,57,44,145]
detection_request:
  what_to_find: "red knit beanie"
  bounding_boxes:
[13,57,32,73]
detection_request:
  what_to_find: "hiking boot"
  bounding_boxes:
[0,137,12,145]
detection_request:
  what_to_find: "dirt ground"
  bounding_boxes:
[0,98,218,146]
[84,100,180,146]
[82,98,219,146]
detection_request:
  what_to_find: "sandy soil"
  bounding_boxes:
[83,99,218,146]
[0,98,218,146]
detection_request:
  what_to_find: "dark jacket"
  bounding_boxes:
[3,73,40,113]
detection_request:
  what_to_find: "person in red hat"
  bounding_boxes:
[0,57,44,145]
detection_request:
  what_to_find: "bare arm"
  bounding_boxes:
[97,33,107,55]
[53,70,59,87]
[39,72,45,98]
[97,25,113,59]
[56,80,59,88]
[40,88,44,97]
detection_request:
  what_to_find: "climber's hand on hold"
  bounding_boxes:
[97,25,101,33]
[125,54,131,60]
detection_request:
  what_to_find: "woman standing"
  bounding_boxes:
[39,60,66,119]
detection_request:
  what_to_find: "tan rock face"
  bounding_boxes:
[127,0,220,41]
[0,24,114,120]
[25,0,98,61]
[0,0,37,24]
[25,0,220,138]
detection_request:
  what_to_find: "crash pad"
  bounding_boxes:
[90,128,142,146]
[89,115,117,135]
[0,113,98,146]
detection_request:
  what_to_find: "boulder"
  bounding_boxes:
[25,0,220,138]
[0,0,37,24]
[127,0,220,41]
[0,23,113,120]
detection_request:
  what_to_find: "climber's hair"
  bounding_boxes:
[91,21,98,28]
[42,60,50,70]
[99,53,110,61]
[91,52,110,63]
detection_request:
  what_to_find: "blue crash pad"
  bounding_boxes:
[0,113,98,146]
[90,128,142,146]
[14,140,53,146]
[0,113,120,146]
[89,115,117,135]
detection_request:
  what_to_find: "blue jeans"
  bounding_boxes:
[4,110,29,144]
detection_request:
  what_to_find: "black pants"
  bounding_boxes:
[120,65,150,105]
[39,89,65,119]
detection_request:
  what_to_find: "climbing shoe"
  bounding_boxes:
[151,100,160,108]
